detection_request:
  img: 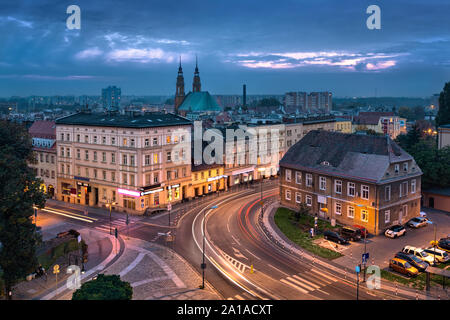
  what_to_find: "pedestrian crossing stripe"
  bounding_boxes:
[286,276,315,291]
[309,269,337,282]
[280,278,308,294]
[303,271,332,286]
[279,270,337,295]
[94,226,111,232]
[292,275,320,289]
[226,292,254,300]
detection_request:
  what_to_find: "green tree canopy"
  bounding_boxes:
[72,274,133,300]
[436,82,450,127]
[0,121,46,299]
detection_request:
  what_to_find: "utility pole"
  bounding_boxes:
[355,264,360,300]
[363,230,367,282]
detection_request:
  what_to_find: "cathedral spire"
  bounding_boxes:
[175,58,185,114]
[193,55,201,92]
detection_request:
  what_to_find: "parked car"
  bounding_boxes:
[323,230,349,245]
[353,225,369,238]
[384,225,406,238]
[402,246,436,266]
[339,226,362,242]
[389,258,419,277]
[423,247,449,263]
[406,217,429,228]
[437,238,450,253]
[394,252,428,272]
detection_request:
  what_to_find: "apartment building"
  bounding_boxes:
[29,120,57,197]
[438,124,450,149]
[55,111,192,214]
[353,112,401,139]
[279,131,422,235]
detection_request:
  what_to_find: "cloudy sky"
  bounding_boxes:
[1,0,449,97]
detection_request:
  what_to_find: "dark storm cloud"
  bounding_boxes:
[0,0,449,96]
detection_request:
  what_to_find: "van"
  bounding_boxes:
[339,226,361,242]
[423,247,449,263]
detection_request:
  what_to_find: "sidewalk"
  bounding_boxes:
[259,201,442,300]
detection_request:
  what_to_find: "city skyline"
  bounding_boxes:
[1,0,449,97]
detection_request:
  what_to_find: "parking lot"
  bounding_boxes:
[333,208,450,271]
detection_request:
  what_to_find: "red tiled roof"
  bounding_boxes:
[29,120,56,139]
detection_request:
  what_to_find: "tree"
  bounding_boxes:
[0,121,46,299]
[294,203,310,222]
[72,274,133,300]
[436,82,450,127]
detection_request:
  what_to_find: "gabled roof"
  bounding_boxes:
[354,112,395,125]
[178,91,221,112]
[280,130,419,183]
[29,120,56,139]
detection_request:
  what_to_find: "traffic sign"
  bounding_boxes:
[53,264,60,274]
[362,252,369,264]
[355,265,360,273]
[167,203,172,211]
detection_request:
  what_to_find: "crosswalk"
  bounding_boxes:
[280,269,336,295]
[94,218,129,233]
[225,269,338,300]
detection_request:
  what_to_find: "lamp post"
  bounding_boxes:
[258,168,266,216]
[106,199,116,235]
[200,205,218,289]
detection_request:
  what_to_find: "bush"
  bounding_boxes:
[72,274,132,300]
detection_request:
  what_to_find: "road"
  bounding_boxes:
[36,181,411,300]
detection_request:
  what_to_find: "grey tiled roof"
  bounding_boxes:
[280,130,416,183]
[55,112,192,128]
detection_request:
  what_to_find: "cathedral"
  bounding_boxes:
[174,57,221,116]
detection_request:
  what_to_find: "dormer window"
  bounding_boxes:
[394,164,399,173]
[321,161,330,166]
[403,162,408,172]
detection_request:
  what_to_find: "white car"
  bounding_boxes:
[384,225,406,238]
[402,246,436,266]
[423,247,449,263]
[406,217,429,228]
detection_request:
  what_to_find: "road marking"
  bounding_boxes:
[231,235,241,245]
[131,276,171,288]
[286,276,315,291]
[310,269,337,282]
[304,272,332,286]
[227,222,230,233]
[94,226,111,232]
[245,249,261,260]
[119,252,146,278]
[280,279,308,294]
[267,264,290,277]
[232,247,247,260]
[293,275,320,289]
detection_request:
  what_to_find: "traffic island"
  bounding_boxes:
[273,207,342,260]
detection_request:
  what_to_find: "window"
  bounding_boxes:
[361,209,368,222]
[394,164,399,173]
[306,195,312,206]
[60,133,64,141]
[93,136,97,144]
[111,153,115,164]
[361,185,369,200]
[130,139,135,147]
[93,151,97,161]
[400,181,408,197]
[153,153,158,164]
[103,170,107,180]
[130,155,135,166]
[85,168,89,177]
[344,182,356,197]
[145,155,151,165]
[76,134,80,142]
[130,175,135,186]
[84,135,89,143]
[60,164,64,174]
[122,154,128,165]
[335,180,342,194]
[167,171,171,180]
[66,134,70,141]
[102,152,106,162]
[285,169,291,182]
[348,206,355,218]
[123,173,127,184]
[285,189,291,201]
[66,148,71,158]
[153,137,158,146]
[145,138,149,147]
[85,150,89,160]
[295,172,302,184]
[174,170,178,179]
[51,155,55,164]
[403,162,408,172]
[319,176,326,191]
[335,202,342,215]
[111,137,116,145]
[167,151,172,162]
[306,173,312,187]
[385,185,391,201]
[60,147,64,157]
[145,174,151,185]
[385,210,390,223]
[166,136,171,144]
[123,138,127,146]
[411,179,416,194]
[77,149,80,159]
[102,188,107,200]
[40,153,43,162]
[93,169,97,179]
[111,172,115,182]
[154,172,159,183]
[295,192,301,203]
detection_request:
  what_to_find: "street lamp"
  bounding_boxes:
[257,168,266,216]
[200,205,218,289]
[106,199,116,235]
